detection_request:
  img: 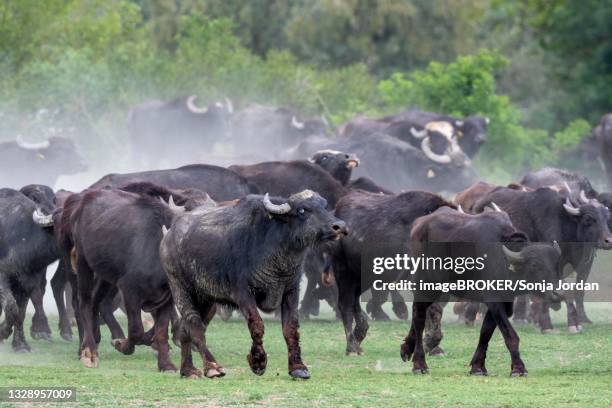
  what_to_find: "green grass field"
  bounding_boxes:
[1,304,612,407]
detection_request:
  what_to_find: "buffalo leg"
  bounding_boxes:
[299,266,320,319]
[424,302,445,356]
[110,294,144,355]
[366,290,390,321]
[151,302,177,372]
[11,289,31,352]
[51,259,72,340]
[76,257,99,368]
[281,284,309,379]
[512,295,529,323]
[238,297,267,376]
[401,301,431,374]
[194,302,225,378]
[0,281,18,341]
[337,273,368,355]
[491,302,527,376]
[538,299,555,333]
[391,290,409,320]
[30,270,52,341]
[575,265,592,324]
[469,310,496,375]
[98,285,124,340]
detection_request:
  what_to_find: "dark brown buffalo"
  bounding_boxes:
[407,207,561,376]
[329,190,455,355]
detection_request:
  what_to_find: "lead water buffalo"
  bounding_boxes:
[160,190,348,379]
[474,186,612,331]
[90,164,255,201]
[407,207,561,376]
[0,136,87,189]
[231,105,329,159]
[68,185,214,371]
[0,186,58,352]
[128,96,233,168]
[329,189,455,355]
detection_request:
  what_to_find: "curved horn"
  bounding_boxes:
[263,193,291,214]
[563,181,572,195]
[161,225,169,237]
[457,204,465,214]
[16,135,50,150]
[502,245,524,264]
[579,190,589,204]
[291,115,305,129]
[32,208,53,227]
[421,137,452,164]
[491,202,502,212]
[224,97,234,114]
[553,240,562,256]
[410,126,427,139]
[563,197,580,216]
[186,95,209,114]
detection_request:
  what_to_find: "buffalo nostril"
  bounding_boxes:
[332,221,347,233]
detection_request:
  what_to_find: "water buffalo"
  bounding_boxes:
[407,207,561,376]
[160,190,348,379]
[231,105,329,159]
[329,190,455,355]
[0,136,86,189]
[89,164,255,201]
[128,96,233,168]
[521,167,598,200]
[0,186,58,352]
[69,185,214,371]
[473,186,612,331]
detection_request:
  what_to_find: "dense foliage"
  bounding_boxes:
[1,0,609,180]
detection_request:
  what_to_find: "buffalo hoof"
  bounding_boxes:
[510,370,528,378]
[111,338,134,355]
[160,363,178,373]
[32,331,52,342]
[247,351,267,376]
[541,328,559,335]
[60,331,73,342]
[412,367,429,375]
[289,369,310,380]
[251,367,266,376]
[428,346,445,357]
[80,348,99,368]
[568,325,582,334]
[346,351,362,357]
[205,363,226,378]
[180,367,202,379]
[470,368,488,376]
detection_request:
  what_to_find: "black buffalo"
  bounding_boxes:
[68,185,213,371]
[231,105,329,159]
[473,186,612,331]
[128,96,233,168]
[0,136,86,189]
[90,164,255,201]
[329,190,454,355]
[0,186,58,352]
[521,167,598,200]
[160,190,348,379]
[407,207,561,376]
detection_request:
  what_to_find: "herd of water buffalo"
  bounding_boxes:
[2,96,612,380]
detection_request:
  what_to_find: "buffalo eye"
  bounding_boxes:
[298,208,305,215]
[321,156,327,161]
[582,215,595,225]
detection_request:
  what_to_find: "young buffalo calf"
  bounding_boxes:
[160,190,348,379]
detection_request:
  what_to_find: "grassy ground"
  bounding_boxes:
[1,304,611,407]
